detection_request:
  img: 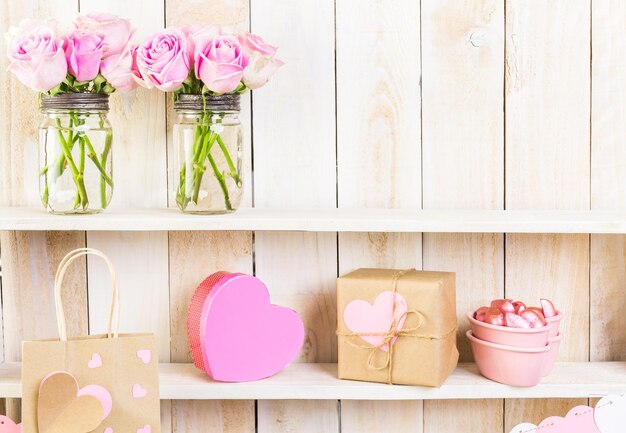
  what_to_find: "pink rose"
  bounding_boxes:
[135,28,190,92]
[238,32,277,57]
[100,46,141,92]
[194,34,248,94]
[182,24,221,60]
[239,32,283,90]
[74,13,133,57]
[64,29,105,82]
[6,22,67,91]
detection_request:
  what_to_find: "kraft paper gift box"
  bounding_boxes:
[337,268,459,387]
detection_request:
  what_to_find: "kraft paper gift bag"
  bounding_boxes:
[22,248,161,433]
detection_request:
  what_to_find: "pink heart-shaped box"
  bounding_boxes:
[188,272,305,382]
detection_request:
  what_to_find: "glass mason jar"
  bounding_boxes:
[173,94,243,214]
[39,93,113,214]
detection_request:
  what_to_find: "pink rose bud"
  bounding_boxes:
[64,29,105,82]
[135,28,190,92]
[239,32,283,90]
[6,21,67,92]
[195,33,249,94]
[100,46,141,92]
[74,13,133,57]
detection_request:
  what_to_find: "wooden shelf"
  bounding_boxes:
[1,207,626,233]
[2,362,625,400]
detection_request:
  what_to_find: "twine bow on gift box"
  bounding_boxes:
[337,269,456,384]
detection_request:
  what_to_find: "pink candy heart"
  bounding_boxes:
[343,291,408,351]
[199,274,305,382]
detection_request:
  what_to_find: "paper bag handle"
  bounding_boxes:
[54,248,120,341]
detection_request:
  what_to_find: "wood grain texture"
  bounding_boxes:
[425,400,503,433]
[168,231,254,433]
[342,401,422,433]
[336,0,423,430]
[252,0,337,431]
[590,0,626,362]
[258,400,339,433]
[421,1,505,432]
[0,231,87,420]
[504,0,591,428]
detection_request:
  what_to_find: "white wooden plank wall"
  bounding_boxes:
[336,0,423,431]
[1,0,624,432]
[504,0,591,428]
[421,1,505,431]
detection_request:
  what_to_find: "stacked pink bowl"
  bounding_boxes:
[467,299,562,387]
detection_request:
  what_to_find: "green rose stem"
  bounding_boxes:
[75,136,86,208]
[207,152,232,210]
[191,130,217,203]
[216,134,241,186]
[55,118,88,208]
[99,128,112,208]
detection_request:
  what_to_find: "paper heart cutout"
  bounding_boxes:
[343,291,408,351]
[509,423,539,433]
[87,353,102,369]
[137,350,151,364]
[508,406,599,433]
[137,425,151,433]
[199,273,305,382]
[132,384,147,398]
[38,371,107,433]
[0,415,21,433]
[539,406,599,433]
[594,394,626,433]
[77,385,112,418]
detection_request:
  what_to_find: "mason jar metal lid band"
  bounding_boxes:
[174,93,241,111]
[40,93,110,111]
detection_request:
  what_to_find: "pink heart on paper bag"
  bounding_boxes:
[200,274,305,382]
[343,291,408,351]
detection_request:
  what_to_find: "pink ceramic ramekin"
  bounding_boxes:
[467,330,552,387]
[541,333,562,377]
[467,312,551,348]
[546,311,562,338]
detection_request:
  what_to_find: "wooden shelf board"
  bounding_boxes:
[2,362,625,400]
[1,207,626,233]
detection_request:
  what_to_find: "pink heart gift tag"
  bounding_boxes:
[343,291,408,351]
[193,273,305,382]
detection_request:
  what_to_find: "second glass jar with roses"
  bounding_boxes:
[173,94,243,214]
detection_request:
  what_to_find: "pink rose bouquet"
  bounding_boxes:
[132,25,282,211]
[5,14,138,213]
